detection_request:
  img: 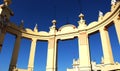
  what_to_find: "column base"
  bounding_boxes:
[79,66,91,71]
[9,65,17,71]
[28,67,33,71]
[46,67,57,71]
[92,61,120,71]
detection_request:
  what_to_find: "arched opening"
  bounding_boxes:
[34,41,48,71]
[0,33,15,71]
[108,24,120,63]
[17,38,31,69]
[58,38,79,71]
[89,32,103,64]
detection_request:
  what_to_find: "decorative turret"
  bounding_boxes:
[78,13,87,30]
[34,24,38,32]
[49,20,57,34]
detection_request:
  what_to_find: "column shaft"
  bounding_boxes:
[0,30,6,52]
[46,37,57,71]
[28,38,37,71]
[99,27,114,64]
[78,32,91,71]
[9,35,21,71]
[114,19,120,44]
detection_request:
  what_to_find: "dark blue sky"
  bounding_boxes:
[0,0,120,71]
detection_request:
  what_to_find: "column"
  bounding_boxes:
[78,32,91,71]
[99,27,114,64]
[9,35,21,71]
[28,38,37,71]
[114,19,120,44]
[0,29,6,52]
[46,37,57,71]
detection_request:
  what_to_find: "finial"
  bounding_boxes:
[99,11,103,17]
[34,24,38,32]
[49,20,57,34]
[111,0,116,5]
[78,13,87,29]
[21,20,24,24]
[51,20,56,28]
[19,20,24,28]
[34,24,38,29]
[52,20,56,25]
[79,13,84,20]
[4,0,12,6]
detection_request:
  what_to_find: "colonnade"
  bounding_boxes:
[0,0,120,71]
[0,15,119,71]
[0,13,119,71]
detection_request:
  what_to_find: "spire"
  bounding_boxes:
[4,0,12,6]
[34,24,38,32]
[99,11,103,17]
[98,11,103,21]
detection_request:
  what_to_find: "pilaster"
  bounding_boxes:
[46,37,57,71]
[28,38,37,71]
[99,27,114,64]
[9,35,21,71]
[78,32,91,71]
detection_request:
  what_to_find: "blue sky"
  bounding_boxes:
[0,0,120,71]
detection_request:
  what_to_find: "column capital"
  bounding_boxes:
[31,38,37,41]
[16,34,21,38]
[99,26,108,31]
[78,31,88,39]
[79,31,88,35]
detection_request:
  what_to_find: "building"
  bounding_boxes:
[0,0,120,71]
